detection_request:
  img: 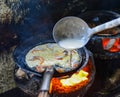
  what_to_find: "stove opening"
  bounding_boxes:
[102,38,120,52]
[51,70,89,94]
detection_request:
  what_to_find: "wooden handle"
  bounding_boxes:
[38,91,50,97]
[38,68,54,97]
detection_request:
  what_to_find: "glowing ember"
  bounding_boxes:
[51,70,89,93]
[60,70,88,86]
[102,38,120,52]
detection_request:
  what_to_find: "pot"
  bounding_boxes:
[79,10,120,59]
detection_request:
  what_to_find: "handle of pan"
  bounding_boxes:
[38,91,50,97]
[38,67,54,97]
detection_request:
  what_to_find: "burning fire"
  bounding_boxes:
[102,38,120,52]
[60,70,88,86]
[51,70,89,93]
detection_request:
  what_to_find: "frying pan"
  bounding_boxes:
[13,36,89,96]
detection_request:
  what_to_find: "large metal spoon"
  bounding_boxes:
[53,16,120,49]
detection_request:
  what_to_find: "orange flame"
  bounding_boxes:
[51,70,89,93]
[60,70,88,86]
[102,38,120,52]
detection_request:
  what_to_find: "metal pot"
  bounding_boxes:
[79,10,120,59]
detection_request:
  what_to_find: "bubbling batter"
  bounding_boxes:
[25,43,81,73]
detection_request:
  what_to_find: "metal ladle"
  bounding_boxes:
[53,16,120,49]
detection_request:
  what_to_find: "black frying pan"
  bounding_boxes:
[13,36,89,97]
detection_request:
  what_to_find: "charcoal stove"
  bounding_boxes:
[79,11,120,59]
[13,36,95,97]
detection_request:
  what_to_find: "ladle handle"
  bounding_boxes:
[91,17,120,35]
